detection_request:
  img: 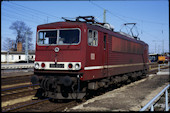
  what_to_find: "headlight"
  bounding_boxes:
[75,63,80,70]
[34,63,39,69]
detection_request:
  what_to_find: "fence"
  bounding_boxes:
[140,84,169,111]
[158,62,169,72]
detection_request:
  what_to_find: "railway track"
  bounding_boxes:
[2,98,50,112]
[1,84,39,110]
[16,99,79,112]
[1,63,169,112]
[1,84,39,96]
[1,74,33,86]
[1,75,80,112]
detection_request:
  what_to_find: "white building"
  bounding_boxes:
[1,51,35,63]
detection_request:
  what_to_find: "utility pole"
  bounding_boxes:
[25,33,29,63]
[103,9,106,23]
[7,50,9,64]
[153,40,157,54]
[155,42,157,54]
[158,45,160,54]
[153,40,164,54]
[7,41,11,64]
[162,39,164,54]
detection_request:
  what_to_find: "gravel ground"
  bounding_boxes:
[69,73,169,111]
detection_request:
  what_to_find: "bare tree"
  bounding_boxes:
[2,37,15,51]
[9,21,33,51]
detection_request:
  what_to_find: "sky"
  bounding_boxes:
[1,0,169,54]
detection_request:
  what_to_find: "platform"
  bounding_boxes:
[1,63,34,69]
[69,69,169,111]
[156,68,169,75]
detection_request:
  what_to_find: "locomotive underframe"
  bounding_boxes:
[33,71,87,99]
[33,67,148,99]
[87,68,148,91]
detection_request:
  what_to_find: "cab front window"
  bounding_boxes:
[38,28,80,45]
[38,30,57,45]
[58,29,80,45]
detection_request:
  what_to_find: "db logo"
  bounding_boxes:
[54,47,59,52]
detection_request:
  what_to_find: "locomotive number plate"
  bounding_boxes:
[50,64,64,68]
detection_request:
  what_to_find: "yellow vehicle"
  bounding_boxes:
[158,55,165,63]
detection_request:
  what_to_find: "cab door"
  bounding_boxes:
[103,33,108,77]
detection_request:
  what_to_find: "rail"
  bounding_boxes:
[140,84,170,111]
[2,98,50,112]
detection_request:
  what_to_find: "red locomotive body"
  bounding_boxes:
[32,16,149,99]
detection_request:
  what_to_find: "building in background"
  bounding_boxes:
[17,42,22,52]
[1,51,35,63]
[1,42,35,63]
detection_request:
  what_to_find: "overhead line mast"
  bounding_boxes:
[103,9,106,23]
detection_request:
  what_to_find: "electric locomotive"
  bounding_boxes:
[31,16,149,99]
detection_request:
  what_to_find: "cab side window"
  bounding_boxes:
[88,30,98,46]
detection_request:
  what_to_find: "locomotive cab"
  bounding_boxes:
[33,22,89,99]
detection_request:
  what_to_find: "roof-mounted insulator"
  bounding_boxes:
[62,16,104,25]
[76,16,95,23]
[61,16,114,31]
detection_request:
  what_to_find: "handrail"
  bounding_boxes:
[158,62,169,72]
[140,84,170,111]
